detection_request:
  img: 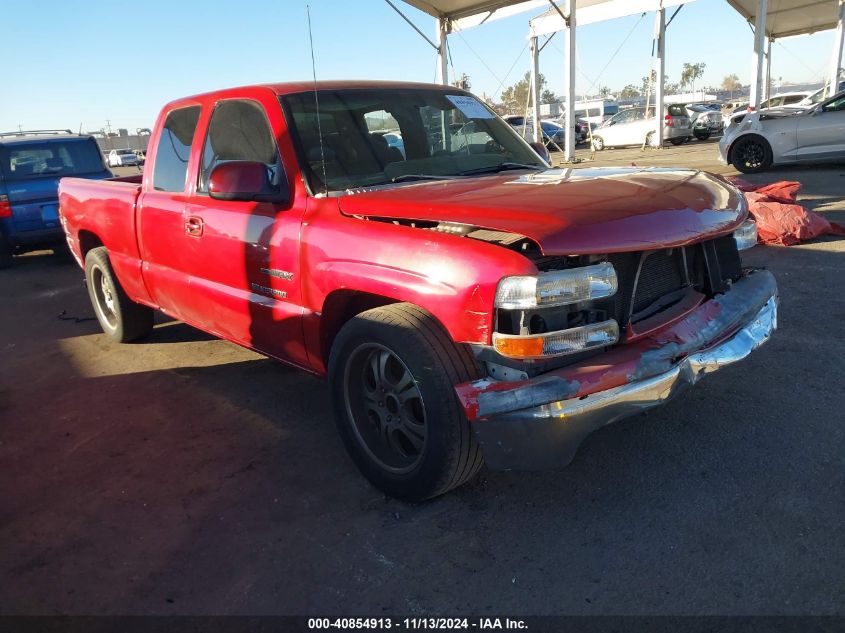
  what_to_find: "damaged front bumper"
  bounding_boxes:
[455,270,778,470]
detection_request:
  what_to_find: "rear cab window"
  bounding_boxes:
[667,104,688,117]
[153,106,201,192]
[0,139,104,180]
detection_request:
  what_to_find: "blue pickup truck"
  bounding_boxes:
[0,130,112,267]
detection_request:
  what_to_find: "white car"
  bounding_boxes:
[590,104,691,150]
[719,90,845,173]
[759,91,812,109]
[107,148,141,167]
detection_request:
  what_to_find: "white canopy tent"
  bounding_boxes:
[528,0,693,159]
[725,1,845,109]
[393,0,845,159]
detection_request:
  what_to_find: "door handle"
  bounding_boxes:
[185,216,203,237]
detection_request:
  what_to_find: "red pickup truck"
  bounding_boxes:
[59,81,778,500]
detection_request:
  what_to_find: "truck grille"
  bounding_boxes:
[631,249,685,315]
[532,236,741,335]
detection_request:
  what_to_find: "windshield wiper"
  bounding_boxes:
[390,173,458,183]
[457,162,544,176]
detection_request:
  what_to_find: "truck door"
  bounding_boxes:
[179,97,308,367]
[137,105,202,323]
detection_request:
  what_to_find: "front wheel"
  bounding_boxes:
[669,138,685,146]
[591,136,604,151]
[85,247,154,342]
[694,130,711,141]
[730,135,773,173]
[328,303,483,501]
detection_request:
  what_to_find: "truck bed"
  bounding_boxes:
[58,176,151,305]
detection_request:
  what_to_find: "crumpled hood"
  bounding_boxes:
[338,167,745,255]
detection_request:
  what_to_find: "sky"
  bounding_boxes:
[0,0,838,132]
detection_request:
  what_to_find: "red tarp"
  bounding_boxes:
[727,178,845,246]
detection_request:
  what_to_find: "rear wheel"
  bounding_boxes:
[85,247,153,342]
[730,135,773,173]
[694,130,711,141]
[328,303,483,501]
[669,137,685,146]
[0,234,13,269]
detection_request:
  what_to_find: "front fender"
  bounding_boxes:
[300,202,539,369]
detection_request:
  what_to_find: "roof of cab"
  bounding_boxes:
[164,80,468,110]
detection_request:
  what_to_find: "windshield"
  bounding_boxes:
[280,88,544,193]
[118,149,135,155]
[0,139,104,181]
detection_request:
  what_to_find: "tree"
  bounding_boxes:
[641,72,678,97]
[721,74,742,97]
[619,84,640,99]
[599,86,612,98]
[501,72,549,112]
[540,89,558,105]
[680,62,707,95]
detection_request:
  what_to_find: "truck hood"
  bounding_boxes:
[337,167,745,255]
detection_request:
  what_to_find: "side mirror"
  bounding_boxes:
[528,141,550,165]
[208,161,289,204]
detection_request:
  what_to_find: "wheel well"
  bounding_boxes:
[320,291,398,365]
[77,230,104,259]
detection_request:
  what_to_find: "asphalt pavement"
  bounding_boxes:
[1,143,843,615]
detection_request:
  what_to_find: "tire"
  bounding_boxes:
[84,247,153,343]
[646,132,656,148]
[328,303,483,501]
[730,135,773,174]
[591,136,604,151]
[0,234,13,269]
[669,138,685,146]
[694,130,710,141]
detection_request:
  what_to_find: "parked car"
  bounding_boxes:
[512,120,568,150]
[719,89,845,172]
[684,104,725,141]
[107,148,141,167]
[591,104,691,150]
[59,81,777,500]
[759,91,812,109]
[381,132,405,158]
[0,130,111,266]
[791,82,845,108]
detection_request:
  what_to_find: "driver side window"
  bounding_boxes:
[823,96,845,112]
[198,99,281,193]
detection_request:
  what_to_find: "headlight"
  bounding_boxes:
[494,262,618,309]
[493,320,619,359]
[733,219,757,251]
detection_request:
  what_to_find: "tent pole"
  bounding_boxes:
[530,36,542,143]
[436,17,449,85]
[764,37,773,101]
[654,4,665,147]
[564,0,576,161]
[827,0,845,97]
[749,0,768,109]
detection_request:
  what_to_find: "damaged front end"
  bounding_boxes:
[456,234,778,470]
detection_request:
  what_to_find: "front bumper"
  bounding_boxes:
[455,271,778,470]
